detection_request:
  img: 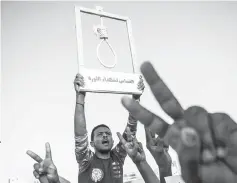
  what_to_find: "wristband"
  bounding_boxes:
[76,101,84,105]
[76,93,85,105]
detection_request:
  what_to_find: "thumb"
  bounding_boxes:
[46,165,59,183]
[178,127,202,183]
[47,174,59,183]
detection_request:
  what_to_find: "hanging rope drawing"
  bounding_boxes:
[93,8,117,68]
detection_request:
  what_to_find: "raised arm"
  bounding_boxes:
[145,127,172,183]
[113,77,145,162]
[123,76,145,138]
[74,74,92,172]
[74,74,87,136]
[136,160,159,183]
[117,129,160,183]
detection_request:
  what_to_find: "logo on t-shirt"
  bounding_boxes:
[91,168,104,182]
[112,161,122,178]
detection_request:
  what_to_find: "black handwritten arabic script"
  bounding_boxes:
[88,76,134,84]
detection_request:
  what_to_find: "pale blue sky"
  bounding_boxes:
[1,1,237,183]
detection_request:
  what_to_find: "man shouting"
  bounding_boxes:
[74,73,144,183]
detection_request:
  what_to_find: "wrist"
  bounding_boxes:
[52,175,60,183]
[159,166,172,177]
[155,160,169,170]
[76,93,85,105]
[158,163,172,174]
[132,95,141,101]
[134,159,147,166]
[53,170,60,183]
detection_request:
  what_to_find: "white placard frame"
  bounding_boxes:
[75,6,142,95]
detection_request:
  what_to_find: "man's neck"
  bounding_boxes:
[95,151,111,159]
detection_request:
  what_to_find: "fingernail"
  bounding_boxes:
[181,127,199,147]
[39,168,43,173]
[36,175,39,179]
[217,147,227,158]
[202,149,215,162]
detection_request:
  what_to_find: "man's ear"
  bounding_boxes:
[90,141,95,148]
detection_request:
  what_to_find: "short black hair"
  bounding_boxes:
[91,124,111,141]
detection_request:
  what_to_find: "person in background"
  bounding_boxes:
[145,127,172,183]
[117,127,171,183]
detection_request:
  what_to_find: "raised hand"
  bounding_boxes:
[145,127,172,171]
[74,73,85,95]
[133,75,145,100]
[27,143,60,183]
[117,127,146,164]
[121,61,237,183]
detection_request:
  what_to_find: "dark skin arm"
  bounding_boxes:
[122,76,145,139]
[74,74,87,137]
[117,127,161,183]
[145,127,172,183]
[114,77,145,162]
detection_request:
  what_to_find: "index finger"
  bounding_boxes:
[145,127,154,144]
[140,62,184,120]
[45,142,52,159]
[26,150,43,163]
[117,132,127,146]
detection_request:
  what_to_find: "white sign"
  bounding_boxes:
[80,68,142,95]
[165,175,185,183]
[75,6,140,95]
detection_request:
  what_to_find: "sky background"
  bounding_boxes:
[1,1,237,183]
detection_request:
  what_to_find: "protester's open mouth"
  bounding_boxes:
[102,140,109,145]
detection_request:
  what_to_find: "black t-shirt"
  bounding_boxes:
[78,150,124,183]
[75,133,127,183]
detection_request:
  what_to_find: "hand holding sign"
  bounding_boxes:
[132,76,145,100]
[121,61,237,183]
[74,73,85,95]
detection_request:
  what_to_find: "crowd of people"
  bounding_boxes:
[26,61,237,183]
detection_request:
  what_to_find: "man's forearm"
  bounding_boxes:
[150,151,172,183]
[159,166,172,183]
[74,93,87,136]
[126,113,138,134]
[124,98,140,137]
[136,160,160,183]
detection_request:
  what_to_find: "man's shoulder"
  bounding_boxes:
[111,147,126,162]
[79,151,95,173]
